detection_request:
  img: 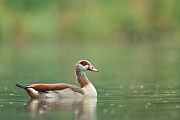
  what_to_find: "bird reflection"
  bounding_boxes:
[27,97,97,120]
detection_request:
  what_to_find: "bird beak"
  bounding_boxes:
[88,65,98,72]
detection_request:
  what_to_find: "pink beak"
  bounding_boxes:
[88,64,98,72]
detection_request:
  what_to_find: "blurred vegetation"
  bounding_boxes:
[0,0,180,45]
[0,0,180,93]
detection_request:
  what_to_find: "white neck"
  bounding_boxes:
[75,70,97,97]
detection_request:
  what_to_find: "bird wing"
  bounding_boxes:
[29,83,85,95]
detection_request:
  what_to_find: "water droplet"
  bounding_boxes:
[110,104,114,106]
[145,105,148,108]
[119,85,123,89]
[9,102,13,104]
[0,105,4,107]
[175,105,180,108]
[119,105,122,107]
[155,85,160,88]
[110,110,115,114]
[118,105,126,107]
[133,90,137,93]
[147,103,151,105]
[103,109,108,113]
[171,91,177,94]
[130,86,134,89]
[140,85,144,89]
[23,103,27,106]
[4,86,7,90]
[163,101,168,103]
[16,95,20,97]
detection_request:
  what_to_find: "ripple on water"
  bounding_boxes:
[110,110,115,114]
[133,90,137,93]
[140,85,144,89]
[23,103,27,106]
[146,103,151,105]
[0,104,4,107]
[145,103,152,108]
[175,105,180,108]
[163,101,168,103]
[10,94,14,96]
[119,85,124,89]
[171,91,178,94]
[103,109,108,113]
[110,103,114,106]
[8,102,14,104]
[118,105,126,108]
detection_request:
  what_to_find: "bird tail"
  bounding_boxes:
[16,84,28,89]
[16,84,39,98]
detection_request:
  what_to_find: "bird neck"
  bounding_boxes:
[75,70,90,88]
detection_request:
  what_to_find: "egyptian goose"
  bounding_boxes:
[16,60,98,99]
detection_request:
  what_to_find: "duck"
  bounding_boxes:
[16,60,98,99]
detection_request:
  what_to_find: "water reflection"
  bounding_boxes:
[27,97,97,120]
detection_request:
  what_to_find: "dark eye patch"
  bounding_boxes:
[80,61,89,66]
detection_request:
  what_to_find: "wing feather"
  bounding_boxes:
[29,83,85,95]
[30,83,69,92]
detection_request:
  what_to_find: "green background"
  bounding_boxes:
[0,0,180,120]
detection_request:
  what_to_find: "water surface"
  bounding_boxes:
[0,85,180,120]
[0,43,180,120]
